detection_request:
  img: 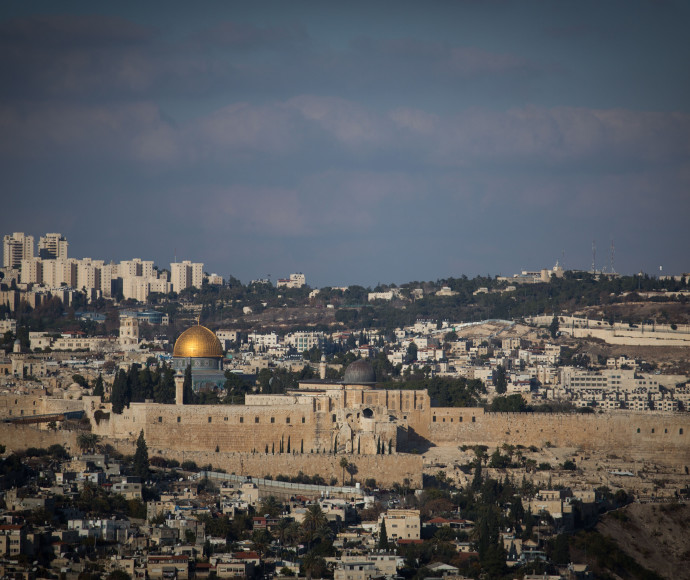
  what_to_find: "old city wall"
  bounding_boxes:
[0,394,85,419]
[571,328,690,346]
[104,436,423,489]
[92,402,337,455]
[429,410,690,466]
[0,422,78,452]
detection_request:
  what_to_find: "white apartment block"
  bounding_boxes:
[561,368,658,392]
[285,331,324,351]
[120,259,154,279]
[378,509,421,541]
[41,258,78,287]
[248,332,280,349]
[38,233,68,260]
[3,233,34,268]
[276,273,306,288]
[77,259,103,291]
[216,330,240,347]
[20,258,42,284]
[171,261,203,293]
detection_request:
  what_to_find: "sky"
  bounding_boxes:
[2,1,689,287]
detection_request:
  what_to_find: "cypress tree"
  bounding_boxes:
[183,364,194,404]
[133,430,149,480]
[111,369,128,414]
[378,519,389,550]
[127,363,142,401]
[93,373,104,401]
[287,436,291,453]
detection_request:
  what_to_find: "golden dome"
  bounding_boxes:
[173,325,223,359]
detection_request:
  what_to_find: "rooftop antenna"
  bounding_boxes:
[591,240,596,274]
[610,238,616,274]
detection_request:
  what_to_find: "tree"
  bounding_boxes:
[110,369,128,414]
[301,504,329,547]
[494,365,507,394]
[72,374,89,388]
[183,364,195,404]
[77,433,99,454]
[378,519,389,550]
[258,496,282,518]
[549,315,560,339]
[301,551,327,580]
[92,373,104,401]
[339,457,349,486]
[133,430,149,480]
[405,342,418,363]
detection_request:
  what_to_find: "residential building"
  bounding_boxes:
[3,233,34,268]
[171,261,203,293]
[38,233,68,260]
[277,273,306,288]
[378,509,421,541]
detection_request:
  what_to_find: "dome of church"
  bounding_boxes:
[343,359,376,384]
[173,325,223,359]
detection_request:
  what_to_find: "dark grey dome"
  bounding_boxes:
[343,359,376,384]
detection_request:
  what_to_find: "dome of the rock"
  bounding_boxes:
[173,325,223,359]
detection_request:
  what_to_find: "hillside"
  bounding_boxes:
[571,502,690,579]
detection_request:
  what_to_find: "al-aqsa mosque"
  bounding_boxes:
[172,324,226,391]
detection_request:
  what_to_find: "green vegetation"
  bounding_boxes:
[110,362,176,413]
[379,376,485,407]
[133,430,149,480]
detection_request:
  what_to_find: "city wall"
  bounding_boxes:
[0,422,78,453]
[429,410,689,466]
[571,328,690,346]
[86,434,424,489]
[91,402,337,455]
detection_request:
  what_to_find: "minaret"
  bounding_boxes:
[175,370,185,405]
[320,354,326,380]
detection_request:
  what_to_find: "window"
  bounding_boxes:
[224,417,228,421]
[459,416,463,422]
[472,416,476,423]
[158,416,162,423]
[680,428,684,435]
[286,417,290,424]
[240,417,244,423]
[208,417,212,423]
[332,414,337,422]
[302,417,305,423]
[433,416,437,422]
[651,428,655,433]
[255,417,259,423]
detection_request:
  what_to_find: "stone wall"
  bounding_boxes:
[0,422,77,452]
[429,411,689,466]
[93,401,339,455]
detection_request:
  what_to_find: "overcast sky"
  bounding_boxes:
[2,1,689,287]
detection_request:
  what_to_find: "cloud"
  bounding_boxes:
[192,20,310,50]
